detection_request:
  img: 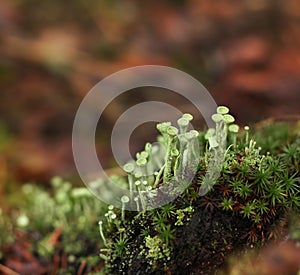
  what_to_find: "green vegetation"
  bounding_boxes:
[98,106,300,274]
[0,106,299,274]
[0,177,105,274]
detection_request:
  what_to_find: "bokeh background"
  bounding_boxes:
[0,0,300,188]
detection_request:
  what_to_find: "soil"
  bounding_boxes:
[107,190,275,275]
[168,208,251,274]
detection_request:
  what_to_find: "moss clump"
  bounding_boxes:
[99,107,300,274]
[0,177,106,274]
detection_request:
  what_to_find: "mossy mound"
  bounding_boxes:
[100,116,300,274]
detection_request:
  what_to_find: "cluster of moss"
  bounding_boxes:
[1,107,299,274]
[0,177,106,274]
[99,107,300,274]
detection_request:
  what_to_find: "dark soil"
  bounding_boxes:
[108,195,256,275]
[169,207,251,274]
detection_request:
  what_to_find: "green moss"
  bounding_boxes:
[99,106,300,274]
[1,106,299,274]
[145,235,170,263]
[0,177,105,273]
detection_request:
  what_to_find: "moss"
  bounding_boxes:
[0,177,105,273]
[1,107,299,274]
[99,107,300,274]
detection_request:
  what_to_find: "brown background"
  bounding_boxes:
[0,0,299,183]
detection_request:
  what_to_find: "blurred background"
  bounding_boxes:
[0,0,300,187]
